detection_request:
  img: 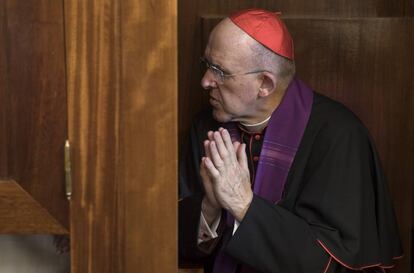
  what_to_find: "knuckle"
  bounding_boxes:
[215,161,224,169]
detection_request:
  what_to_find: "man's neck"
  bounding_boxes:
[238,120,269,133]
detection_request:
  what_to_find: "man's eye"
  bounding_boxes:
[212,67,223,75]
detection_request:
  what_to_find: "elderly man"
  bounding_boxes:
[179,9,402,273]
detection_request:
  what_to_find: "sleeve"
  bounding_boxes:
[179,116,225,264]
[224,123,401,273]
[226,195,330,273]
[198,211,222,244]
[179,121,206,262]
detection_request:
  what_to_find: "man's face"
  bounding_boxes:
[201,20,262,123]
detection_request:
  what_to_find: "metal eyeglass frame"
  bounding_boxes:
[200,57,267,83]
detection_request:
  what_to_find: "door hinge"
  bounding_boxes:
[64,140,72,201]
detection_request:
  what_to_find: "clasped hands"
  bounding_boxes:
[200,127,253,224]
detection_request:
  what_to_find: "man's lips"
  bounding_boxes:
[209,97,219,105]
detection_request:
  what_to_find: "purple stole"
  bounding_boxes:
[212,78,314,273]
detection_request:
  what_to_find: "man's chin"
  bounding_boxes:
[212,109,232,123]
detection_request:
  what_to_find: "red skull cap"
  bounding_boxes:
[229,8,294,60]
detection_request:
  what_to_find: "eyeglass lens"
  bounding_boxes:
[200,58,224,82]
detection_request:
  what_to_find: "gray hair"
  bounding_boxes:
[249,41,296,83]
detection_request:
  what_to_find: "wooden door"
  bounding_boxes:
[179,2,414,273]
[65,0,178,272]
[1,0,178,272]
[0,0,69,234]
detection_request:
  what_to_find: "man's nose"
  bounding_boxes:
[201,70,218,90]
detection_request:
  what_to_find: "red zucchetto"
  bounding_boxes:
[229,8,294,60]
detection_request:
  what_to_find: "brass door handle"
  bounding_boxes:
[64,140,72,200]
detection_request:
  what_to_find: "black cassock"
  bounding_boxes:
[179,93,402,273]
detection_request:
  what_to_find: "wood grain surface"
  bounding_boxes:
[65,0,177,272]
[65,1,123,271]
[180,0,411,20]
[181,16,414,273]
[407,1,414,16]
[179,269,204,273]
[120,0,177,272]
[1,0,69,230]
[0,1,8,178]
[0,180,66,233]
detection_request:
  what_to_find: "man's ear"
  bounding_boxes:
[258,72,277,98]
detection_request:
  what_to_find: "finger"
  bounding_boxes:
[204,156,220,178]
[200,158,216,196]
[233,141,241,152]
[200,157,208,177]
[204,140,212,158]
[207,131,214,141]
[200,158,211,185]
[210,141,225,170]
[213,131,230,162]
[220,129,236,156]
[237,143,249,170]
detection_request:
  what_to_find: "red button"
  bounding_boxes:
[254,134,261,140]
[253,156,259,162]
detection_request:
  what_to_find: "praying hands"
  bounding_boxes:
[200,128,253,222]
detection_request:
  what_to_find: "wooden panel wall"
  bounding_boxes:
[0,179,65,233]
[0,0,68,233]
[65,0,177,272]
[179,1,413,273]
[407,1,414,16]
[0,1,8,178]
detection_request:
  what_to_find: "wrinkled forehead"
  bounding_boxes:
[205,19,255,66]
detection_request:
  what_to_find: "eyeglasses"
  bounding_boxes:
[200,57,267,83]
